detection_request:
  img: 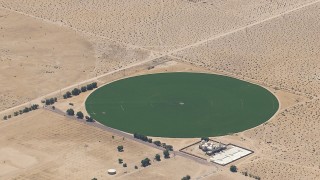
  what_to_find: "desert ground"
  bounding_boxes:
[1,0,320,179]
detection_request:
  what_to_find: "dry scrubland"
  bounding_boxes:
[0,8,151,111]
[174,1,320,97]
[0,0,317,51]
[1,0,320,179]
[0,109,219,180]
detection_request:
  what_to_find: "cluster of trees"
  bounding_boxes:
[43,97,57,105]
[241,171,261,180]
[63,82,98,99]
[181,175,191,180]
[3,104,39,120]
[153,140,174,151]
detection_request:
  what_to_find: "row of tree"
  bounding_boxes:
[63,82,98,99]
[66,109,94,122]
[133,133,174,151]
[153,140,174,151]
[3,104,39,120]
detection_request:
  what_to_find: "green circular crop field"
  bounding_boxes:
[85,73,279,138]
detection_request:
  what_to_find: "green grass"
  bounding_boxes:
[85,72,279,138]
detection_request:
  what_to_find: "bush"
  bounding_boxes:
[147,138,152,143]
[117,145,124,152]
[3,116,7,120]
[163,150,170,159]
[14,112,19,116]
[141,158,151,167]
[134,165,138,169]
[66,109,74,116]
[76,111,84,119]
[230,165,237,172]
[8,115,11,119]
[123,163,127,167]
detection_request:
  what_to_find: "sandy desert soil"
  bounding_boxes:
[1,0,320,179]
[0,8,151,112]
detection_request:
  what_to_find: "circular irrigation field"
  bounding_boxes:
[85,73,279,138]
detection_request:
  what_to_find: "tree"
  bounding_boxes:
[81,86,87,92]
[155,154,161,161]
[66,91,72,98]
[76,111,84,119]
[66,108,74,116]
[118,159,123,164]
[23,107,30,113]
[71,88,81,96]
[31,104,39,110]
[92,178,97,180]
[165,145,173,151]
[87,84,93,90]
[123,163,127,167]
[14,112,19,116]
[45,99,51,105]
[153,141,161,146]
[230,165,237,172]
[117,145,124,152]
[147,138,152,143]
[134,165,138,169]
[54,97,57,102]
[181,175,191,180]
[49,98,55,104]
[201,137,209,142]
[63,94,68,99]
[141,158,151,167]
[52,106,55,110]
[163,150,170,159]
[86,116,94,122]
[3,115,7,120]
[92,82,98,88]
